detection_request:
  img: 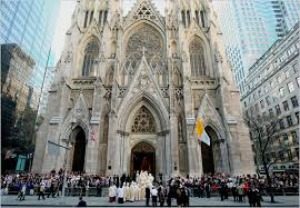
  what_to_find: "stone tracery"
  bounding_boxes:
[131,106,156,133]
[82,39,100,77]
[126,25,163,62]
[190,38,206,78]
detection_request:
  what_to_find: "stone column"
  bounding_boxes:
[219,140,230,174]
[84,125,99,174]
[156,135,164,176]
[121,132,130,174]
[106,113,120,176]
[164,132,172,178]
[186,123,203,176]
[170,114,179,176]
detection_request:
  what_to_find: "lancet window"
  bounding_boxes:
[82,39,99,77]
[190,39,206,78]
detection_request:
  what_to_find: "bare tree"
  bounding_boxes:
[245,113,289,203]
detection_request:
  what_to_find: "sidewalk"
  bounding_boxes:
[1,195,299,207]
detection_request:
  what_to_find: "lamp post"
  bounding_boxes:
[62,141,70,198]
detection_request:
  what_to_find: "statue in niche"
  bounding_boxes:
[172,67,182,87]
[64,51,72,63]
[106,66,114,86]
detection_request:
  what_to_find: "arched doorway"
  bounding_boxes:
[201,126,220,175]
[130,142,155,177]
[201,142,214,175]
[71,127,86,172]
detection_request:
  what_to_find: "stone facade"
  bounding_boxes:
[32,0,255,177]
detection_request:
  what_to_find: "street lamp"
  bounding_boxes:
[62,120,75,197]
[61,141,70,198]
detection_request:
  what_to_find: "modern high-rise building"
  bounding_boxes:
[241,23,300,174]
[0,0,60,112]
[213,0,300,94]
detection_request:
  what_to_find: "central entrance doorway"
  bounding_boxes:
[130,142,155,177]
[71,127,86,172]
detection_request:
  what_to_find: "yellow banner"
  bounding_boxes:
[195,118,204,137]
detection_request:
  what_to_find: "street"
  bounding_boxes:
[1,195,299,207]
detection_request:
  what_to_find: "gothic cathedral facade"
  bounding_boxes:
[32,0,255,177]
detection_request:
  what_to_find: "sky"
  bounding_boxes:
[52,0,77,64]
[51,0,165,64]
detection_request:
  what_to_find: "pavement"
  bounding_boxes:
[1,195,299,207]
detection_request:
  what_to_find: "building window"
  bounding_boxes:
[275,104,281,115]
[295,148,299,159]
[181,10,186,27]
[297,77,300,87]
[189,38,207,77]
[89,10,94,24]
[279,87,284,97]
[84,11,89,28]
[82,39,100,77]
[187,10,191,26]
[266,96,271,106]
[291,96,299,108]
[292,63,298,73]
[279,151,284,160]
[104,10,108,23]
[286,115,293,127]
[291,131,298,144]
[288,149,293,160]
[288,82,295,92]
[255,103,259,112]
[99,10,103,25]
[200,10,205,27]
[295,112,299,124]
[285,70,290,78]
[260,100,265,109]
[277,75,283,83]
[269,108,274,117]
[283,101,289,111]
[279,119,285,129]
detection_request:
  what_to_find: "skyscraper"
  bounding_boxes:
[0,0,60,110]
[213,0,300,93]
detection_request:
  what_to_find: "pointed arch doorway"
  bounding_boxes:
[201,126,222,175]
[70,127,86,172]
[130,142,155,177]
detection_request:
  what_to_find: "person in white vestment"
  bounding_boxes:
[117,184,124,204]
[108,184,117,202]
[129,182,135,202]
[123,182,129,202]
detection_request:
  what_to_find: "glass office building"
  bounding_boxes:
[213,0,300,94]
[0,0,60,110]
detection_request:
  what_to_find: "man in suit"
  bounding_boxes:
[77,196,87,207]
[145,186,151,206]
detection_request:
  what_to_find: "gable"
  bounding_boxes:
[123,0,165,29]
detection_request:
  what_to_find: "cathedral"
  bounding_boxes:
[32,0,255,177]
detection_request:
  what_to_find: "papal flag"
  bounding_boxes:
[195,118,211,146]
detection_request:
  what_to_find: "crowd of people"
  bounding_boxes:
[1,169,298,207]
